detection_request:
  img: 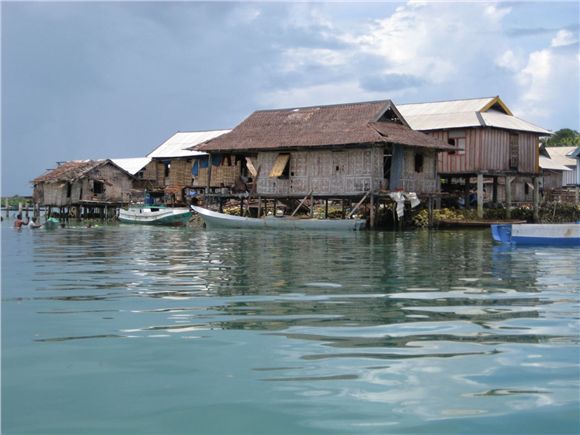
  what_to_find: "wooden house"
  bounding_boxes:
[398,96,551,216]
[539,147,574,192]
[146,130,231,204]
[32,159,134,218]
[112,157,157,194]
[197,100,453,222]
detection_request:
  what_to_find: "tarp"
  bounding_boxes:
[269,154,290,177]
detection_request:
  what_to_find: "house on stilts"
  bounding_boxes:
[397,96,551,218]
[31,159,135,220]
[196,99,454,228]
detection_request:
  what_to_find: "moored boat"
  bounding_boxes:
[491,223,580,246]
[191,205,366,231]
[118,206,193,226]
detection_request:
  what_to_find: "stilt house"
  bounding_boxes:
[397,96,551,211]
[146,130,231,203]
[197,100,453,200]
[32,159,134,216]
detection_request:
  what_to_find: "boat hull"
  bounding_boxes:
[491,223,580,246]
[119,208,193,226]
[191,206,366,231]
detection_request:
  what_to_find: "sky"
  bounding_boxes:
[2,0,579,196]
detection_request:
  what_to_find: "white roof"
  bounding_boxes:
[147,130,231,159]
[112,157,152,175]
[545,146,577,167]
[397,97,550,134]
[539,155,572,171]
[398,97,495,116]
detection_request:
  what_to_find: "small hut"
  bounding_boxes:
[32,159,134,219]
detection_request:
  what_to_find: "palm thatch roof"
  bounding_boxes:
[197,100,454,153]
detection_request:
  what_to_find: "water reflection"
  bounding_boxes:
[3,224,579,431]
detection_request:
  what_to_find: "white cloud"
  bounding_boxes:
[551,29,577,47]
[495,50,523,72]
[512,47,578,128]
[484,4,512,23]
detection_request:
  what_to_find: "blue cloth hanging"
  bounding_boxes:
[192,160,199,176]
[211,154,223,166]
[200,157,209,169]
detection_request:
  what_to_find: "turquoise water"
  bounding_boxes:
[2,221,579,434]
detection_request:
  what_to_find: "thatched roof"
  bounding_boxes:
[197,100,454,153]
[32,159,131,184]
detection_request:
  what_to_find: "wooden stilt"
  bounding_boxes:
[533,176,540,222]
[476,173,484,219]
[324,199,329,219]
[506,176,513,220]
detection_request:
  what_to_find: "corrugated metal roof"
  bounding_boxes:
[480,111,550,134]
[398,97,495,116]
[401,112,481,130]
[147,130,231,159]
[545,146,577,167]
[111,157,152,175]
[398,97,550,134]
[539,155,573,171]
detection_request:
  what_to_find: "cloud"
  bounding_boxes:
[551,29,577,47]
[495,50,523,72]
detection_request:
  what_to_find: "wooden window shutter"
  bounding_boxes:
[269,154,290,177]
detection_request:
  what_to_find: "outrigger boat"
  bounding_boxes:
[191,205,366,231]
[491,223,580,246]
[118,206,193,226]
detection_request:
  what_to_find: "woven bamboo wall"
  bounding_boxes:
[192,161,241,188]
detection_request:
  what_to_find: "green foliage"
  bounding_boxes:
[540,128,580,147]
[1,196,33,207]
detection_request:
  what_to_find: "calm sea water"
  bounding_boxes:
[2,220,579,434]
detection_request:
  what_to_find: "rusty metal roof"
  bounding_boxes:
[198,100,453,152]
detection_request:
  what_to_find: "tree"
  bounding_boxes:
[540,128,580,147]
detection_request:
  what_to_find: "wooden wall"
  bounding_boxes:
[255,146,440,196]
[37,163,133,206]
[427,128,539,174]
[191,158,240,188]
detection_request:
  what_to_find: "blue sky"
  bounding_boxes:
[2,1,579,195]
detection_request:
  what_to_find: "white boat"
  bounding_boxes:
[191,205,366,231]
[491,223,580,246]
[118,206,193,226]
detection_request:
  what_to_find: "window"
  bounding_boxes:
[164,162,171,178]
[414,153,424,173]
[383,153,392,180]
[448,130,466,155]
[93,181,104,194]
[269,153,290,179]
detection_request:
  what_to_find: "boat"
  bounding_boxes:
[118,206,193,226]
[191,205,366,231]
[491,223,580,246]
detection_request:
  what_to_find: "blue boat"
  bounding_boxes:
[491,223,580,246]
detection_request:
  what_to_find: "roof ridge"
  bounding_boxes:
[254,99,392,113]
[398,96,496,106]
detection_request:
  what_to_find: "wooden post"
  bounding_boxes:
[240,197,244,217]
[428,195,433,228]
[492,176,498,204]
[324,199,329,219]
[206,153,213,196]
[533,176,540,222]
[370,192,375,229]
[476,173,484,219]
[257,196,262,218]
[341,199,346,219]
[505,176,512,220]
[310,193,314,218]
